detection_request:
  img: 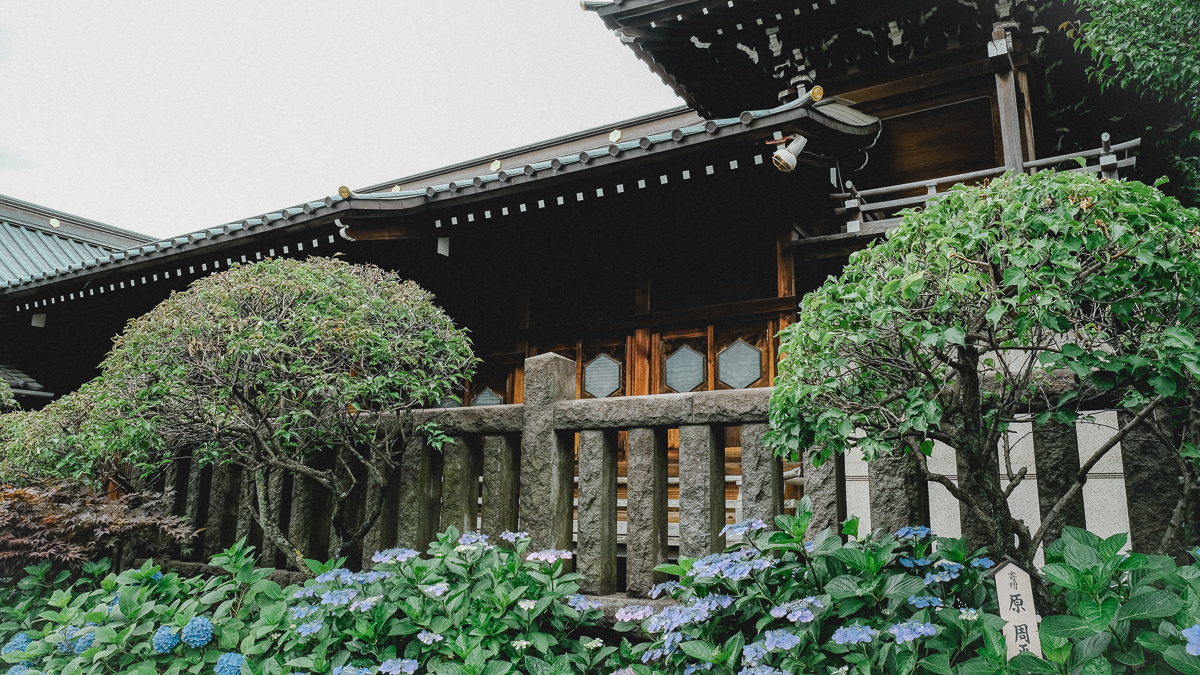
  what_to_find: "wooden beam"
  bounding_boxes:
[992,31,1026,171]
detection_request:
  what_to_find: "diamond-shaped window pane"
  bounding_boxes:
[471,388,503,406]
[718,339,762,389]
[665,345,705,393]
[584,354,622,398]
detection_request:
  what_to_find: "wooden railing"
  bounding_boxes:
[807,133,1141,245]
[162,353,782,598]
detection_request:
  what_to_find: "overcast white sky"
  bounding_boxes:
[0,2,682,240]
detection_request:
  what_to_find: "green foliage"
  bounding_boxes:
[1010,526,1200,675]
[768,170,1200,562]
[0,380,16,414]
[609,506,1003,675]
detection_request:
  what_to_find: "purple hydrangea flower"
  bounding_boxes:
[422,583,449,597]
[721,519,768,537]
[832,624,876,645]
[684,664,714,675]
[567,594,603,611]
[742,642,768,666]
[771,597,823,623]
[526,549,573,564]
[372,548,419,565]
[380,659,419,675]
[458,532,489,546]
[890,620,936,644]
[764,630,802,651]
[500,530,529,543]
[649,581,681,599]
[417,630,444,645]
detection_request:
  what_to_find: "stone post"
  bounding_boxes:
[577,429,617,595]
[440,437,481,536]
[481,435,520,540]
[804,446,846,536]
[1031,420,1085,546]
[678,424,725,559]
[396,436,444,553]
[518,353,577,553]
[1120,408,1183,555]
[287,473,314,568]
[183,459,205,561]
[203,465,232,559]
[868,449,930,536]
[626,427,668,597]
[740,423,783,525]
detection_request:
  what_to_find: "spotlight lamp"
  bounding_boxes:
[772,135,809,172]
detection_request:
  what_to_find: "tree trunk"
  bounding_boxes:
[252,468,310,575]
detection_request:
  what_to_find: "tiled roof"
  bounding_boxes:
[1,94,879,298]
[0,363,46,394]
[0,221,117,287]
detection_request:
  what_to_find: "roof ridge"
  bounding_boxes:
[0,193,155,246]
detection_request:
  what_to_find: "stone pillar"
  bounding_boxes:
[577,429,617,595]
[1120,408,1182,555]
[481,435,520,540]
[287,473,314,568]
[203,465,232,559]
[868,449,930,536]
[740,423,783,526]
[440,437,481,536]
[678,424,725,559]
[361,452,391,570]
[803,446,846,536]
[396,436,443,553]
[518,353,577,553]
[235,465,256,546]
[261,470,286,567]
[1032,420,1086,546]
[183,459,205,561]
[626,427,668,597]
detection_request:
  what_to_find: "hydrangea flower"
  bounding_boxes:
[296,620,323,637]
[1184,625,1200,656]
[738,666,792,675]
[764,630,802,651]
[153,625,180,653]
[215,653,245,675]
[771,597,822,623]
[890,620,936,644]
[372,548,419,565]
[896,526,932,540]
[73,631,95,655]
[742,643,768,666]
[518,599,537,611]
[567,594,603,611]
[924,560,963,584]
[422,583,449,597]
[512,640,531,650]
[320,589,358,606]
[527,549,573,564]
[649,581,681,599]
[663,631,684,653]
[331,667,368,675]
[615,605,655,622]
[642,648,665,663]
[290,605,319,620]
[583,638,604,650]
[317,568,350,583]
[2,634,31,655]
[684,664,714,675]
[181,617,214,648]
[959,608,979,621]
[899,557,932,568]
[612,669,636,675]
[691,595,735,613]
[908,595,943,608]
[500,530,529,543]
[971,558,995,569]
[832,624,876,645]
[458,532,489,546]
[9,666,29,675]
[689,548,772,581]
[294,586,319,599]
[417,630,444,645]
[380,659,419,675]
[55,626,80,653]
[646,603,714,633]
[721,519,768,537]
[803,541,814,553]
[349,595,383,612]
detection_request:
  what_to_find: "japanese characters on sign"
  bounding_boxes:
[993,561,1043,659]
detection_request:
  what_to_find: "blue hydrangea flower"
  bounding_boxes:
[738,667,792,675]
[684,664,714,675]
[567,594,603,611]
[380,659,419,675]
[372,548,419,564]
[320,589,358,606]
[771,597,822,623]
[890,620,936,644]
[688,548,771,581]
[422,583,449,597]
[55,626,79,653]
[296,620,323,637]
[2,634,31,655]
[691,595,735,613]
[181,617,214,648]
[152,571,163,581]
[458,532,489,546]
[803,541,814,552]
[742,642,768,666]
[615,605,656,622]
[959,608,980,621]
[896,526,932,540]
[832,624,876,645]
[500,530,529,543]
[721,519,768,537]
[9,665,29,675]
[215,652,244,675]
[73,631,95,654]
[764,630,802,651]
[331,667,368,675]
[645,601,719,633]
[349,595,383,612]
[642,648,664,663]
[290,605,319,620]
[1184,625,1200,656]
[293,586,319,599]
[899,557,932,568]
[908,595,943,608]
[417,630,444,645]
[663,631,684,653]
[971,558,994,569]
[649,581,681,599]
[153,625,179,653]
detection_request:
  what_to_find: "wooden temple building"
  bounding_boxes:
[0,1,1152,578]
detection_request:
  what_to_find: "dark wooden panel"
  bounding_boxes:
[860,97,999,190]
